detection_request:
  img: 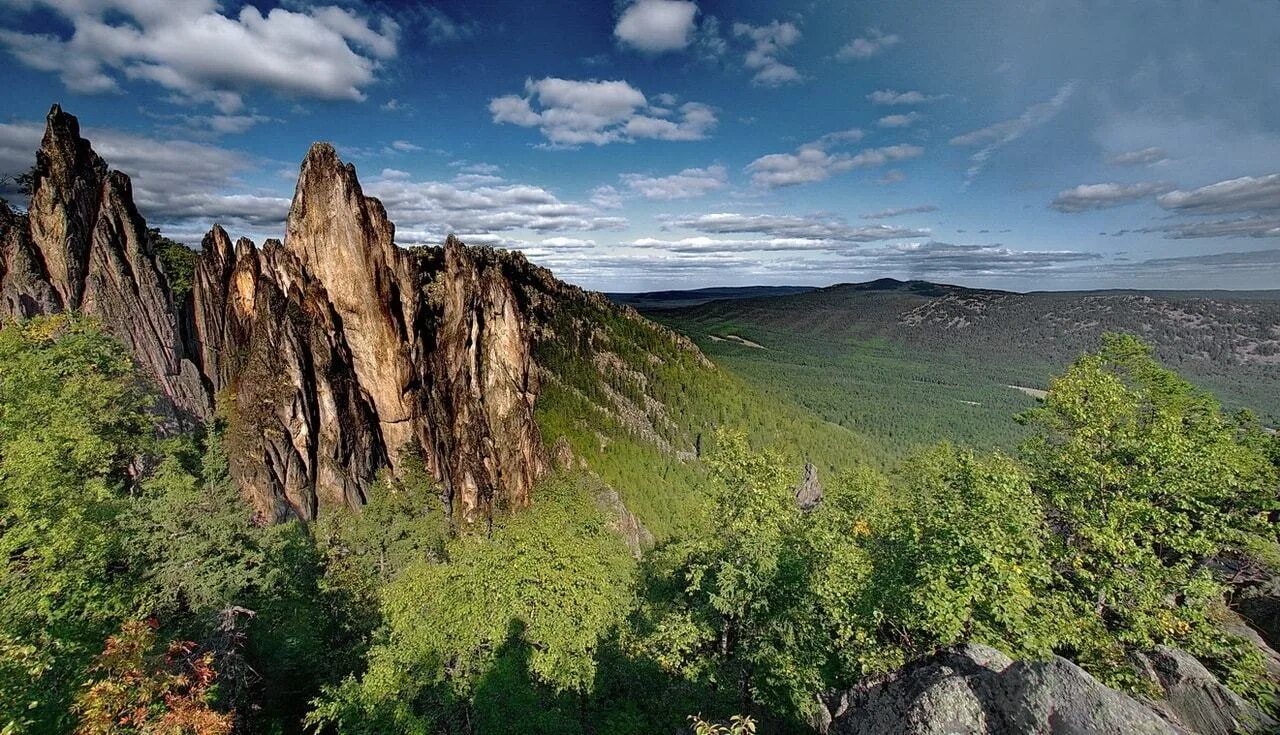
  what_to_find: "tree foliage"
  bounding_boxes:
[0,316,153,732]
[73,620,232,735]
[309,476,634,734]
[1020,333,1278,687]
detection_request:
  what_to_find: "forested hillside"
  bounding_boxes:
[645,279,1280,454]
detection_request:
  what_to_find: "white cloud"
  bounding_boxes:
[746,130,923,188]
[1050,181,1174,212]
[589,185,624,209]
[632,236,848,253]
[861,205,939,219]
[621,165,728,200]
[1137,217,1280,240]
[837,240,1101,275]
[1156,174,1280,215]
[867,89,941,105]
[414,6,477,44]
[1106,147,1168,166]
[0,0,399,112]
[0,120,289,240]
[878,170,907,185]
[732,21,802,87]
[365,169,628,244]
[489,77,716,146]
[389,140,423,153]
[836,29,899,61]
[662,211,929,241]
[949,82,1076,183]
[614,0,698,53]
[170,112,274,136]
[877,112,921,128]
[538,237,598,249]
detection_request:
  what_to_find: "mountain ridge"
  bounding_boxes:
[1,105,556,524]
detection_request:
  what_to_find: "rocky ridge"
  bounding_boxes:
[824,643,1276,735]
[0,105,547,524]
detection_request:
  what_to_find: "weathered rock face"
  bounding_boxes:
[1,105,547,525]
[2,105,209,422]
[824,643,1274,735]
[795,461,823,511]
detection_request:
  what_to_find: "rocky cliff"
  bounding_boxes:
[1,105,546,524]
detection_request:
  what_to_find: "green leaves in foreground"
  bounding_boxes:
[0,315,153,733]
[1020,332,1278,688]
[309,476,634,734]
[633,334,1278,720]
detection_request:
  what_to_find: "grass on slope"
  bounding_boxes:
[534,295,883,541]
[645,311,1040,456]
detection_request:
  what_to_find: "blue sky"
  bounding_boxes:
[2,0,1278,291]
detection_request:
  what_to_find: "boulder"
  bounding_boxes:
[825,643,1259,735]
[1133,646,1276,735]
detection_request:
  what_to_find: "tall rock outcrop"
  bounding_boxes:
[1,105,546,525]
[2,105,209,420]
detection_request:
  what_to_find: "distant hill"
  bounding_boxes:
[643,279,1280,450]
[608,285,815,310]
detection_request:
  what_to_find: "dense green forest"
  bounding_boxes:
[2,313,1278,733]
[647,280,1280,453]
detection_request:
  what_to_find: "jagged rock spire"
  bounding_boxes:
[1,106,547,525]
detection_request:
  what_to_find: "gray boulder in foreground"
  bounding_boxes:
[825,643,1275,735]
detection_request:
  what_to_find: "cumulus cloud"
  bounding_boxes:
[949,82,1075,183]
[0,120,288,239]
[589,185,624,209]
[0,0,399,112]
[364,169,628,245]
[1106,147,1168,166]
[836,29,899,60]
[488,77,716,146]
[662,212,929,241]
[866,89,941,105]
[746,130,922,188]
[732,21,802,86]
[1049,181,1174,213]
[860,205,939,219]
[621,165,728,200]
[614,0,698,53]
[877,112,921,128]
[1156,174,1280,215]
[169,113,275,136]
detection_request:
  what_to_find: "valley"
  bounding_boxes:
[628,280,1280,455]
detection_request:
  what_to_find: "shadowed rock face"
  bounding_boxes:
[1,105,546,525]
[2,105,208,423]
[824,643,1275,735]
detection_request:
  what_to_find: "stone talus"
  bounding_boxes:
[0,105,546,525]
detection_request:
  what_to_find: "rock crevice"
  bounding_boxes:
[1,105,546,525]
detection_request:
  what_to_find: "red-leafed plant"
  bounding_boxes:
[73,619,234,735]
